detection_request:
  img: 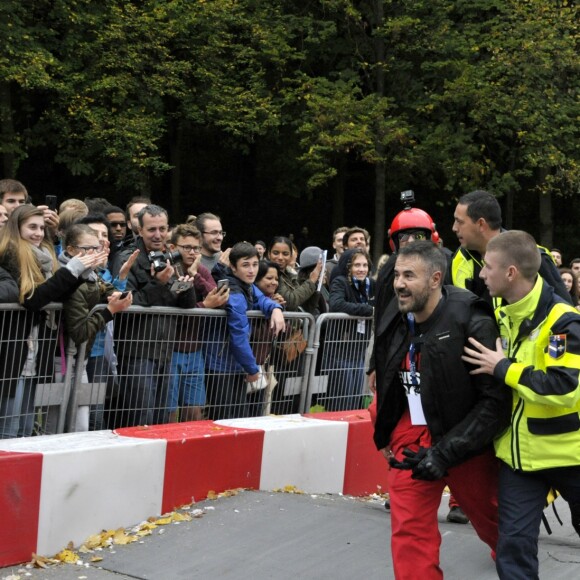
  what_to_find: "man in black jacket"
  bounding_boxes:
[374,241,511,579]
[111,204,197,427]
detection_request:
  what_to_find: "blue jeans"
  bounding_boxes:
[497,461,580,579]
[0,378,36,438]
[168,351,206,410]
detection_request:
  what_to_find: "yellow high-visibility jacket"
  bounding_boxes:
[493,277,580,471]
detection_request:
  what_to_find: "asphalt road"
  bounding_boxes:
[1,491,578,580]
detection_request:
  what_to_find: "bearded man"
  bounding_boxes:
[373,240,511,579]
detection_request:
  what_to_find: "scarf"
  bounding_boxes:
[352,277,370,304]
[31,245,55,280]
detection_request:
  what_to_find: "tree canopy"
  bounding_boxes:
[1,0,578,253]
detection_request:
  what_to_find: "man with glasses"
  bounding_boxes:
[166,223,229,422]
[373,241,511,578]
[369,205,445,393]
[196,212,229,271]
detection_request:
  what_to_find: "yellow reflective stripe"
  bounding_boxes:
[505,362,526,387]
[545,302,577,328]
[545,351,580,370]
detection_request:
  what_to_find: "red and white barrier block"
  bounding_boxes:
[0,411,387,567]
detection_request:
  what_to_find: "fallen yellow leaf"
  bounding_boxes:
[273,485,304,494]
[138,522,157,531]
[54,549,80,564]
[171,512,192,522]
[113,529,138,545]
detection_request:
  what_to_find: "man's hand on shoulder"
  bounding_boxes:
[462,337,506,375]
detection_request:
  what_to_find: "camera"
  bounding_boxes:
[400,190,415,207]
[148,250,182,273]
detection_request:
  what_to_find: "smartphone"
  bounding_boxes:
[217,279,229,291]
[119,291,130,299]
[170,280,192,293]
[45,195,58,212]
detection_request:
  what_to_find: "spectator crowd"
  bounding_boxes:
[1,178,578,579]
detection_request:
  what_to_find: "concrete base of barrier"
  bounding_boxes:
[0,451,43,566]
[117,421,265,513]
[0,411,386,567]
[305,410,388,496]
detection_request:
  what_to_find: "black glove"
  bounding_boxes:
[388,446,428,470]
[411,447,448,481]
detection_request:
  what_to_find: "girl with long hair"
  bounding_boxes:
[0,205,105,437]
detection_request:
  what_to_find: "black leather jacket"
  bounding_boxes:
[374,286,511,468]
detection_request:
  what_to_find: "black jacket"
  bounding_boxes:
[374,286,511,467]
[369,251,452,372]
[329,249,375,318]
[112,237,196,362]
[0,258,84,395]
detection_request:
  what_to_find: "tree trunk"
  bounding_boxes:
[168,120,183,220]
[537,167,552,247]
[0,82,16,177]
[373,159,386,262]
[372,0,386,263]
[504,189,514,230]
[331,156,346,229]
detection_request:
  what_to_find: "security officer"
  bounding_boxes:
[463,230,580,580]
[451,189,570,306]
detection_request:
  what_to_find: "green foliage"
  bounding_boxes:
[0,0,577,221]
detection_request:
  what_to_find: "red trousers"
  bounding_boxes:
[387,410,499,579]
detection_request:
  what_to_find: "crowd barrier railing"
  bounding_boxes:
[0,303,74,438]
[305,312,374,413]
[0,304,374,437]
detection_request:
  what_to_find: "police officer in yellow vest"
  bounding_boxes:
[451,190,570,306]
[462,230,580,580]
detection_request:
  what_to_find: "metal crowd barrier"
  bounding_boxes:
[0,304,374,437]
[305,313,374,412]
[0,304,72,438]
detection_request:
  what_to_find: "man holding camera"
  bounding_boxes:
[110,204,197,427]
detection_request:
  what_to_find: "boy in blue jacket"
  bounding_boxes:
[204,242,285,419]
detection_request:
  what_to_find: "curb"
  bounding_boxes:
[0,411,387,566]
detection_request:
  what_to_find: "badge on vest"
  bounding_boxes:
[548,334,567,359]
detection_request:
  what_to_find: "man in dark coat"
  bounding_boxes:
[374,241,511,578]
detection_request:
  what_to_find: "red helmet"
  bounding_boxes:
[388,207,439,252]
